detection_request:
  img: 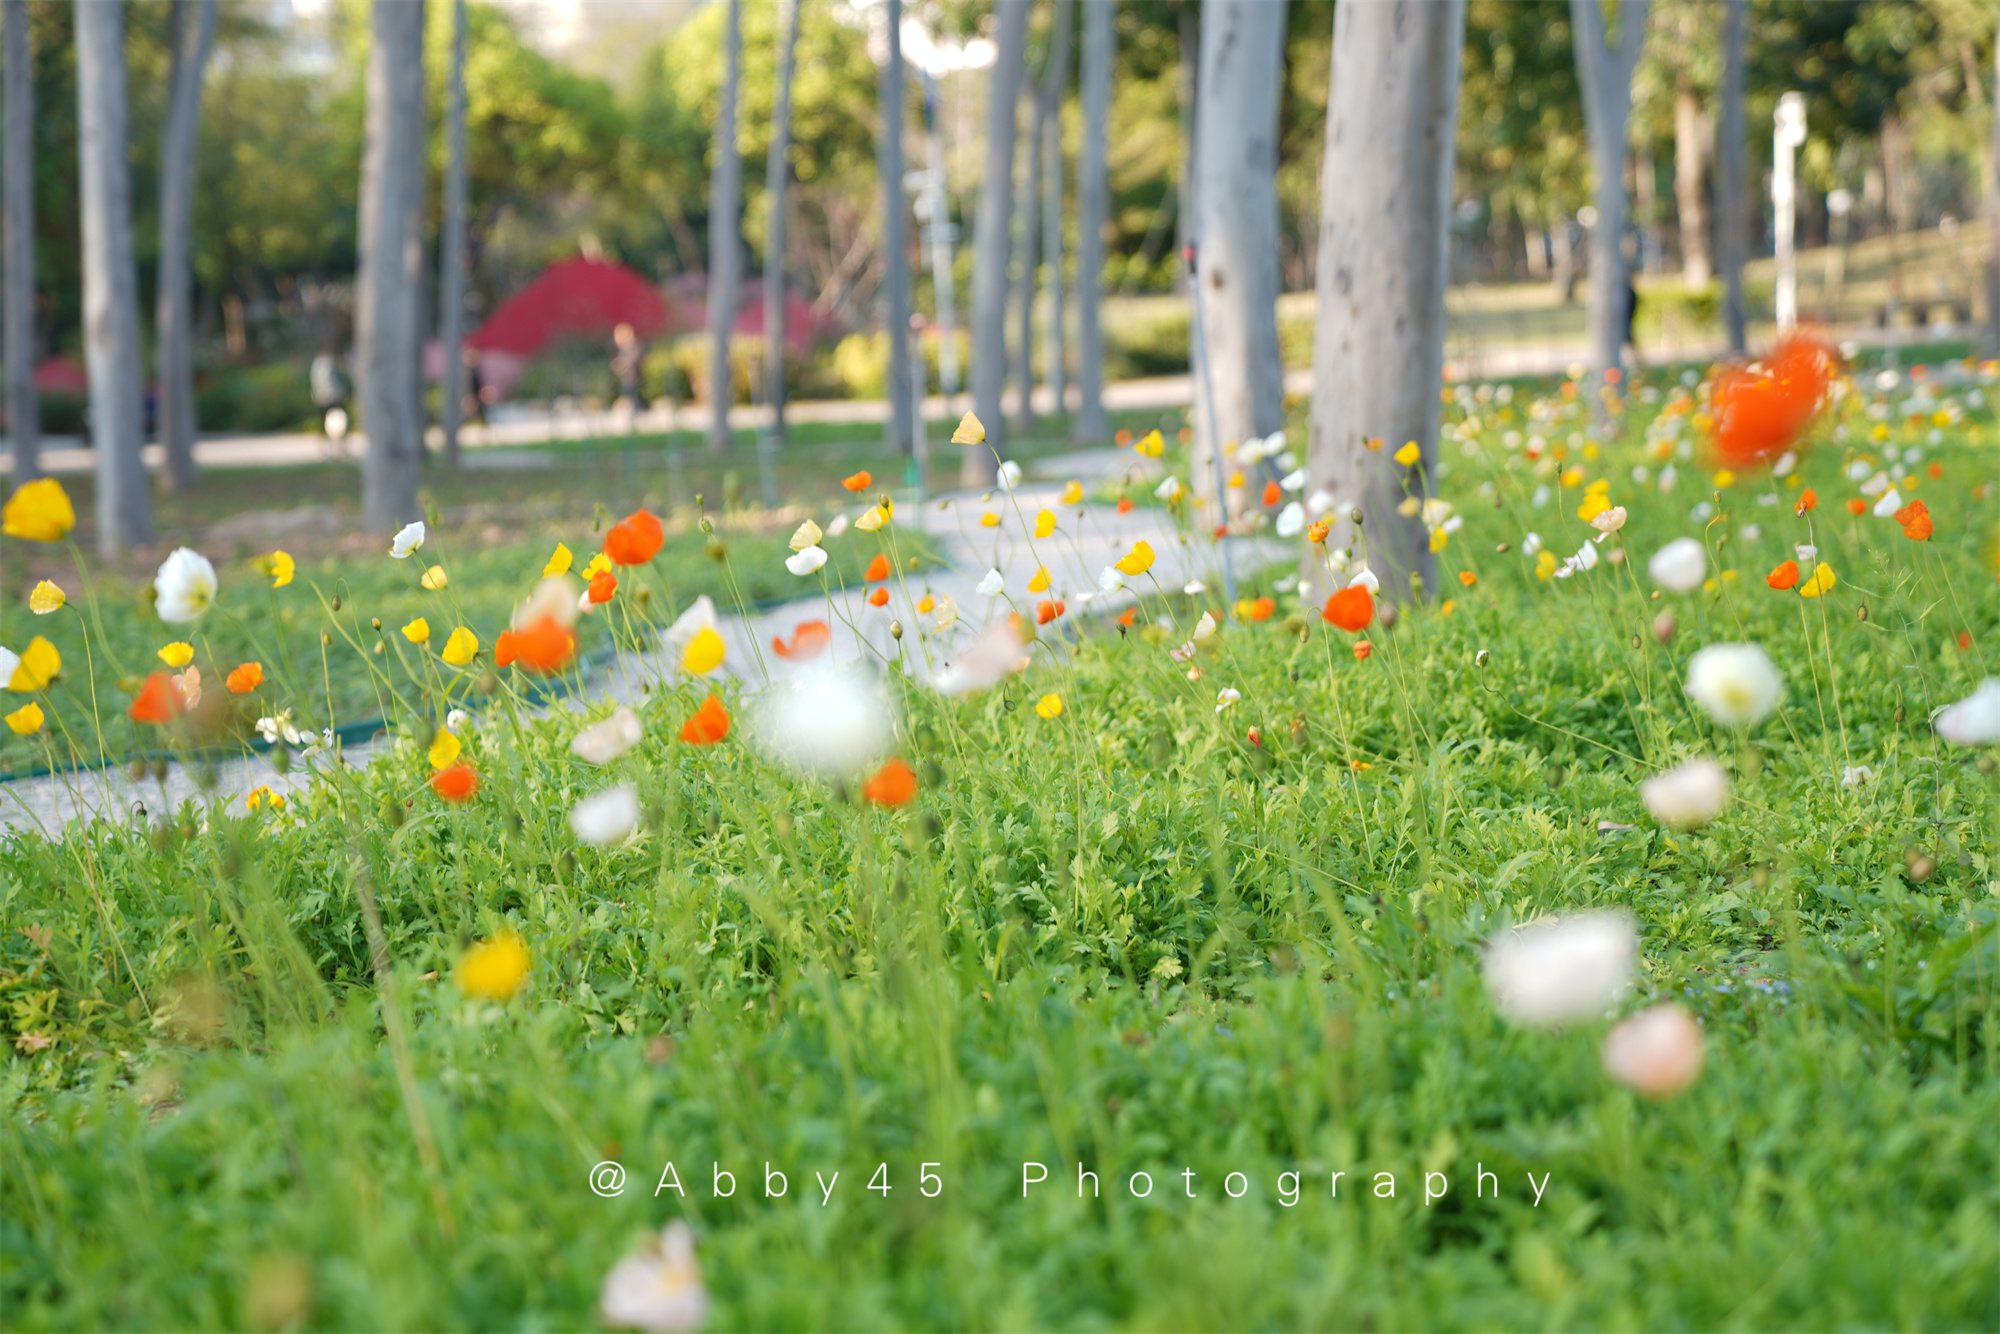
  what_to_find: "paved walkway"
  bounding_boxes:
[0,451,1284,835]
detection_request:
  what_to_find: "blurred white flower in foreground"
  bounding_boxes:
[755,668,893,773]
[600,1220,708,1332]
[1647,537,1706,593]
[1685,643,1782,727]
[389,521,426,559]
[930,618,1031,696]
[785,545,827,576]
[1601,1004,1706,1099]
[513,575,582,630]
[153,548,219,623]
[570,785,640,846]
[572,706,643,764]
[1933,678,2000,746]
[975,568,1004,597]
[1484,910,1637,1025]
[996,460,1023,491]
[1640,757,1729,830]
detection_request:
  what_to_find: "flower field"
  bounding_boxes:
[2,355,1997,1330]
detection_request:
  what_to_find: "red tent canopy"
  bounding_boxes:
[466,258,668,358]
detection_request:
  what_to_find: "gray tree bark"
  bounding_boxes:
[156,0,217,493]
[706,0,744,454]
[967,0,1030,486]
[3,0,36,483]
[1013,13,1045,434]
[1305,0,1465,607]
[1571,0,1649,385]
[1986,34,1999,353]
[1040,0,1072,417]
[440,0,469,467]
[880,0,911,459]
[1072,0,1110,443]
[1191,0,1286,516]
[357,0,426,532]
[1673,76,1711,286]
[766,0,799,442]
[77,0,152,556]
[1174,3,1196,298]
[1717,0,1746,352]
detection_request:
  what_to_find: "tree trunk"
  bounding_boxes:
[1073,0,1110,443]
[766,0,799,442]
[1192,0,1286,517]
[1305,0,1464,607]
[3,0,36,484]
[879,0,911,460]
[357,0,426,533]
[1040,0,1072,418]
[1673,75,1711,286]
[77,0,152,556]
[1174,2,1196,298]
[1571,0,1649,387]
[706,0,743,454]
[1717,0,1746,353]
[967,0,1030,486]
[1014,23,1043,435]
[440,0,469,467]
[1988,35,1999,353]
[156,0,216,493]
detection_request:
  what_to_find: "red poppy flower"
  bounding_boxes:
[1894,500,1932,541]
[1959,631,1973,651]
[494,630,519,667]
[864,553,891,582]
[1795,488,1817,515]
[1261,480,1282,506]
[431,763,480,802]
[511,614,576,673]
[588,569,619,603]
[603,509,665,565]
[1766,560,1800,590]
[129,672,180,724]
[1845,498,1867,515]
[1710,335,1837,467]
[1322,585,1373,632]
[842,470,872,492]
[868,587,890,607]
[862,757,918,807]
[1035,599,1066,624]
[1116,496,1135,514]
[679,693,730,744]
[1353,640,1373,661]
[225,662,264,694]
[772,620,832,660]
[1245,596,1275,621]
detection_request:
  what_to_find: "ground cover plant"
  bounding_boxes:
[1,354,1996,1331]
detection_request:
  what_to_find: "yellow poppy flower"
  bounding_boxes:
[5,702,43,735]
[1134,429,1165,457]
[1429,527,1449,553]
[1034,693,1063,720]
[1535,550,1557,581]
[455,931,530,1002]
[1027,566,1051,594]
[420,565,449,590]
[543,542,574,575]
[1714,469,1736,489]
[856,506,887,532]
[1577,492,1612,522]
[980,511,1001,528]
[1033,509,1057,538]
[1113,540,1155,577]
[441,627,479,666]
[1798,563,1837,598]
[582,551,612,579]
[951,411,986,445]
[1393,441,1421,466]
[245,785,285,811]
[428,728,461,770]
[916,595,934,614]
[1559,467,1585,488]
[683,627,725,675]
[158,642,194,668]
[1,477,76,541]
[8,637,59,692]
[255,550,295,588]
[28,580,65,614]
[1060,480,1084,505]
[402,617,431,645]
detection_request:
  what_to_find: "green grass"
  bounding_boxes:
[2,362,1996,1330]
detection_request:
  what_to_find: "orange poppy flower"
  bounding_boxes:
[868,587,890,607]
[680,692,730,744]
[225,662,264,694]
[772,620,832,660]
[129,672,180,724]
[603,509,665,565]
[1458,571,1477,587]
[1036,598,1066,624]
[494,630,519,668]
[511,614,577,673]
[1261,480,1281,506]
[1118,607,1138,626]
[1307,520,1330,544]
[1766,560,1800,590]
[588,569,618,603]
[1353,640,1373,660]
[1958,631,1973,651]
[1710,335,1837,466]
[1894,499,1932,541]
[431,763,480,802]
[1927,462,1942,479]
[1245,596,1275,621]
[1116,496,1135,514]
[1845,498,1866,515]
[863,553,891,582]
[1322,585,1373,632]
[862,756,918,806]
[1795,488,1817,515]
[842,470,872,492]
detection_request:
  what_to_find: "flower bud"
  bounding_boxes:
[890,620,904,640]
[1651,612,1677,644]
[371,617,382,631]
[1475,649,1490,668]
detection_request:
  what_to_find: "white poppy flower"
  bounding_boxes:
[1305,488,1336,518]
[1214,687,1241,713]
[1601,1005,1705,1099]
[1870,487,1903,517]
[1589,506,1627,536]
[930,618,1031,696]
[1933,677,2000,746]
[1640,756,1729,829]
[664,596,718,658]
[1098,566,1125,594]
[1155,475,1183,501]
[1483,910,1637,1026]
[1192,612,1217,640]
[1183,579,1207,595]
[571,706,643,764]
[153,547,219,623]
[1521,532,1543,557]
[1325,547,1351,573]
[1656,464,1678,493]
[0,648,17,684]
[1280,468,1306,493]
[825,514,850,538]
[755,668,893,773]
[1647,537,1707,592]
[1771,450,1798,477]
[1841,765,1873,787]
[785,545,828,576]
[1858,471,1891,497]
[600,1221,708,1333]
[446,708,470,734]
[389,521,426,559]
[513,575,582,630]
[975,568,1004,597]
[996,460,1023,491]
[1274,502,1305,537]
[570,784,640,846]
[1347,566,1379,594]
[1685,643,1783,727]
[1795,544,1817,562]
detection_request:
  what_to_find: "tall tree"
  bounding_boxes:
[357,0,427,532]
[765,0,799,443]
[967,0,1030,486]
[1306,0,1466,605]
[879,0,911,459]
[1717,0,1746,353]
[156,0,217,493]
[1670,4,1712,286]
[76,0,151,556]
[2,0,34,483]
[1013,7,1048,432]
[1571,0,1649,384]
[1039,0,1073,418]
[1174,2,1196,297]
[1987,33,1998,354]
[439,0,469,467]
[1191,0,1286,515]
[705,0,743,454]
[1072,0,1110,443]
